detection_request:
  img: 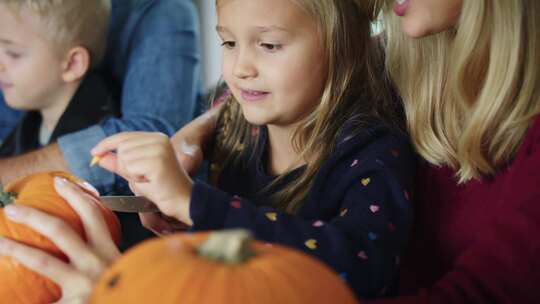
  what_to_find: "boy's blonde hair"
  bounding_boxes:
[1,0,111,67]
[213,0,399,213]
[381,0,540,182]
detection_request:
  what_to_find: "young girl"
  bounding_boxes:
[91,0,415,298]
[0,0,415,301]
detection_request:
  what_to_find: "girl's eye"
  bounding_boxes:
[260,43,282,52]
[220,41,236,49]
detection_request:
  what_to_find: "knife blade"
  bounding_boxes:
[100,196,160,213]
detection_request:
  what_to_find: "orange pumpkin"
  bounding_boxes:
[0,171,121,304]
[91,229,359,304]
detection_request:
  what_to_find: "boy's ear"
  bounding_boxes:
[61,46,90,83]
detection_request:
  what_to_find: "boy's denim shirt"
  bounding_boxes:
[0,0,203,194]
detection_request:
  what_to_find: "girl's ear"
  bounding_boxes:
[61,46,90,83]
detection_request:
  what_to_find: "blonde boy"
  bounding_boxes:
[0,0,112,155]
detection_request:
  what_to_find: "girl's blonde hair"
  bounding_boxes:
[382,0,540,182]
[212,0,401,213]
[1,0,111,67]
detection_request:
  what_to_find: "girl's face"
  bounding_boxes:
[217,0,326,129]
[392,0,463,38]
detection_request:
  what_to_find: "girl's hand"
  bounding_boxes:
[138,212,190,236]
[91,132,193,225]
[0,177,120,304]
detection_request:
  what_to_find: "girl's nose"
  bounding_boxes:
[0,62,5,72]
[233,51,257,79]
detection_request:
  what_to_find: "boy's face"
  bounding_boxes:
[0,5,65,111]
[217,0,326,129]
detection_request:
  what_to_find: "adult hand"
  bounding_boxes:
[170,129,204,177]
[170,103,223,176]
[0,177,120,304]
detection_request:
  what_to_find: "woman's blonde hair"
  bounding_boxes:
[212,0,401,213]
[382,0,540,182]
[1,0,111,67]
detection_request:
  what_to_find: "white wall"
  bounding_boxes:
[194,0,222,91]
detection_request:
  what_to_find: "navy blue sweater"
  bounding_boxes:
[189,124,416,299]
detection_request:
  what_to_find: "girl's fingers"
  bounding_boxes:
[92,132,168,157]
[139,213,189,236]
[3,205,105,278]
[139,213,172,236]
[97,152,149,183]
[97,134,171,182]
[119,155,152,183]
[95,152,148,184]
[54,178,121,263]
[0,236,91,288]
[95,152,119,174]
[175,141,203,176]
[121,151,173,180]
[91,132,149,156]
[119,141,172,162]
[115,134,169,156]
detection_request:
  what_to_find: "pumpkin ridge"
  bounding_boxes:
[177,261,220,303]
[238,260,274,303]
[267,253,312,302]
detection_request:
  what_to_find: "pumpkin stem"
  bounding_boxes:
[197,229,256,265]
[0,185,16,207]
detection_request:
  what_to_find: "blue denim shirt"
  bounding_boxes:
[0,0,202,194]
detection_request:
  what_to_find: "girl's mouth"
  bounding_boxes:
[240,89,270,102]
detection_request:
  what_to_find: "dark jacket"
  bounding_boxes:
[191,123,416,299]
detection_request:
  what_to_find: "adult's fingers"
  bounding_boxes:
[175,140,203,176]
[3,204,105,278]
[54,178,120,263]
[75,180,100,197]
[170,105,223,175]
[0,236,92,289]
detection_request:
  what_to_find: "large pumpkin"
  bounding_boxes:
[91,229,359,304]
[0,171,122,304]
